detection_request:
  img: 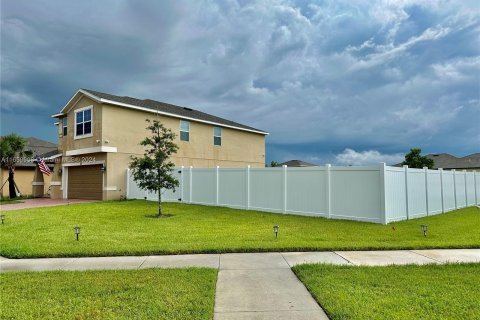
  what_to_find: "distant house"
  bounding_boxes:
[426,153,480,170]
[0,137,57,197]
[48,89,268,200]
[278,159,318,167]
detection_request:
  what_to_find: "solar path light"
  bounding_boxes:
[421,224,428,237]
[273,225,280,239]
[74,226,81,241]
[0,214,4,224]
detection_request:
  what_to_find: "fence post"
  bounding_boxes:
[283,165,287,213]
[453,169,457,209]
[216,166,220,206]
[189,166,193,203]
[178,166,184,202]
[125,169,130,199]
[464,170,468,206]
[379,163,387,224]
[404,165,410,220]
[246,165,250,210]
[439,168,445,213]
[424,167,429,216]
[325,164,331,218]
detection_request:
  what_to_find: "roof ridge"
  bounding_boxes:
[80,88,267,134]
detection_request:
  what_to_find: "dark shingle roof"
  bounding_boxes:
[81,89,267,134]
[427,153,480,169]
[2,137,57,168]
[279,159,318,167]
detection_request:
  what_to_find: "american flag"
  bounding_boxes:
[36,157,51,175]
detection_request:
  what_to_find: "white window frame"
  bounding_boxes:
[180,120,190,142]
[213,126,222,146]
[62,117,68,136]
[74,105,93,140]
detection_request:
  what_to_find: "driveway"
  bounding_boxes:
[0,198,97,211]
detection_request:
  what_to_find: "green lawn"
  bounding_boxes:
[0,200,479,258]
[0,268,217,320]
[293,263,480,320]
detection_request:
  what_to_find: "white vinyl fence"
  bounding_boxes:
[126,164,480,224]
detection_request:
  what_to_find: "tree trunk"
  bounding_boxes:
[8,169,16,199]
[157,189,162,217]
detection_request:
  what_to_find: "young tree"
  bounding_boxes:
[270,161,279,167]
[0,134,32,198]
[402,148,434,169]
[129,120,179,217]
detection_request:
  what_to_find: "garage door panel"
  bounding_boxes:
[68,165,103,200]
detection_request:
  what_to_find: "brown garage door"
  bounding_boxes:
[68,165,103,200]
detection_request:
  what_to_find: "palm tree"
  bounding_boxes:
[0,134,32,198]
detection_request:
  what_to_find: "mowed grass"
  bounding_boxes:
[0,268,217,320]
[293,263,480,320]
[0,200,479,258]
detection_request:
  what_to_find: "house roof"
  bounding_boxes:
[2,137,58,168]
[54,89,268,135]
[426,153,480,169]
[278,159,318,167]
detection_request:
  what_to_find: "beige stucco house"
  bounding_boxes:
[0,137,56,198]
[49,89,267,200]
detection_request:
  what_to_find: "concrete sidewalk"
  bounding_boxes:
[2,249,479,273]
[1,249,479,320]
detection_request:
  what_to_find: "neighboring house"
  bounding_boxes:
[0,137,57,197]
[49,89,268,200]
[278,159,318,167]
[426,153,480,170]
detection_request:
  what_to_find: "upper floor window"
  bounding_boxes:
[214,127,222,146]
[75,106,92,138]
[62,117,68,136]
[180,120,190,141]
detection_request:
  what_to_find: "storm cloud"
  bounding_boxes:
[1,0,479,164]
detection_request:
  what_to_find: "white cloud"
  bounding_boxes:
[0,90,46,111]
[335,149,404,166]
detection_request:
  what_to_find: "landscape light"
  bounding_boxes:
[273,225,280,239]
[74,226,81,241]
[0,215,4,224]
[421,224,428,237]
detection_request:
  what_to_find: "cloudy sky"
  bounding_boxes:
[1,0,479,165]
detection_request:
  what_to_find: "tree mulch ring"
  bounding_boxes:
[144,213,174,219]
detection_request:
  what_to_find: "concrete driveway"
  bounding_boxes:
[0,198,97,211]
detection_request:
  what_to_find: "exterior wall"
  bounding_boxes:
[58,96,103,153]
[101,104,265,168]
[0,167,52,197]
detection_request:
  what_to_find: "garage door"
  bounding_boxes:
[68,165,103,200]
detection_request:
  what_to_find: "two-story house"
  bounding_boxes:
[48,89,267,200]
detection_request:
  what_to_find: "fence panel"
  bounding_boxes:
[466,172,476,206]
[218,168,247,208]
[427,170,442,215]
[407,168,427,218]
[330,167,382,223]
[454,171,466,208]
[249,168,283,212]
[476,172,480,205]
[442,171,456,211]
[191,169,216,205]
[385,167,407,222]
[286,167,327,216]
[126,169,145,199]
